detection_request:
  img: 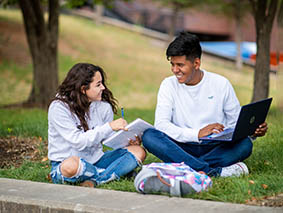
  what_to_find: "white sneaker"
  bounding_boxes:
[220,162,249,177]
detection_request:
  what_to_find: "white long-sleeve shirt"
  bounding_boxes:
[48,100,114,164]
[154,70,241,143]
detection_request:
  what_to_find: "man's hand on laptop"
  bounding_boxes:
[253,122,268,137]
[198,123,224,138]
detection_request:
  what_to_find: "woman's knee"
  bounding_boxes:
[126,145,146,162]
[60,156,80,177]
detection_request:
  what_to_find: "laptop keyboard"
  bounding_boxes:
[213,131,233,140]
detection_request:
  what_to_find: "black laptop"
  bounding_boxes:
[200,97,272,142]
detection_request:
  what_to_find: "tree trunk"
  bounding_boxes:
[277,1,283,67]
[253,27,271,101]
[235,1,242,70]
[249,0,278,102]
[19,0,59,108]
[168,4,179,43]
[94,4,104,25]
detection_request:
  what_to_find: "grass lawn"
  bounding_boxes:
[0,9,282,204]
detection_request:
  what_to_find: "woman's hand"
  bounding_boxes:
[128,135,142,146]
[109,118,128,131]
[198,123,225,138]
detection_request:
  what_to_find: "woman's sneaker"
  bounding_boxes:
[220,162,249,177]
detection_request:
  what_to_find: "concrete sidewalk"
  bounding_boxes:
[0,178,282,213]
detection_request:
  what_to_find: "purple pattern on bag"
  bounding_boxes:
[139,162,212,193]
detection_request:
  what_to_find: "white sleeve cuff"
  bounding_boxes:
[104,122,114,136]
[182,128,200,143]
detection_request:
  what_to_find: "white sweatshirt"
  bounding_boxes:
[48,100,114,164]
[154,70,241,143]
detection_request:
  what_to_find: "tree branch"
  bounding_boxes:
[266,0,279,25]
[248,0,257,16]
[278,0,283,27]
[32,0,45,25]
[19,0,39,59]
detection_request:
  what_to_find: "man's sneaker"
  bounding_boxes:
[220,162,249,177]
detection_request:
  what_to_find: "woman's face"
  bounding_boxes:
[84,72,105,102]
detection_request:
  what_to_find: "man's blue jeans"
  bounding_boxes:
[142,128,253,177]
[50,148,139,185]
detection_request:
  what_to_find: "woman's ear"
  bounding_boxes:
[81,86,86,94]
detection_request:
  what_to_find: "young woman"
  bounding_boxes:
[48,63,146,187]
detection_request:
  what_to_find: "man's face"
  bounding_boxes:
[170,55,200,85]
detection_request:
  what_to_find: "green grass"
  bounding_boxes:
[188,108,283,203]
[0,61,32,105]
[0,161,50,183]
[0,108,48,139]
[0,9,282,204]
[0,106,282,203]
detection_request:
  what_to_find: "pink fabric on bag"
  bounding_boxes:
[138,162,212,192]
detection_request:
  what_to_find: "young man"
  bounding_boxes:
[142,32,268,177]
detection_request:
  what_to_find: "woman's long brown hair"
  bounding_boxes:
[54,63,118,131]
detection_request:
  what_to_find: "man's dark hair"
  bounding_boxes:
[166,31,202,61]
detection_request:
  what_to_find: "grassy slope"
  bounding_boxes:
[0,9,282,203]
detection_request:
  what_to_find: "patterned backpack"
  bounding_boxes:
[134,162,212,197]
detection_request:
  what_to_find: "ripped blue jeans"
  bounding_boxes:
[50,148,139,185]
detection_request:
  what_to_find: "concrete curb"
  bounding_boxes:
[0,178,282,213]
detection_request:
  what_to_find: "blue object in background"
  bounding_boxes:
[200,41,256,62]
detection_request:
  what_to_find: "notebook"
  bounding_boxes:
[200,97,272,142]
[102,118,154,149]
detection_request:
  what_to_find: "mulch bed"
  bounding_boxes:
[0,136,46,168]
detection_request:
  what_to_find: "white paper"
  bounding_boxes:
[102,118,154,149]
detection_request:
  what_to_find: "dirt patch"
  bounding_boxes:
[0,136,47,168]
[0,20,31,65]
[59,37,81,59]
[0,18,80,67]
[246,193,283,207]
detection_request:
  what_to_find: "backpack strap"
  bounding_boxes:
[135,163,212,196]
[156,171,181,197]
[156,171,171,187]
